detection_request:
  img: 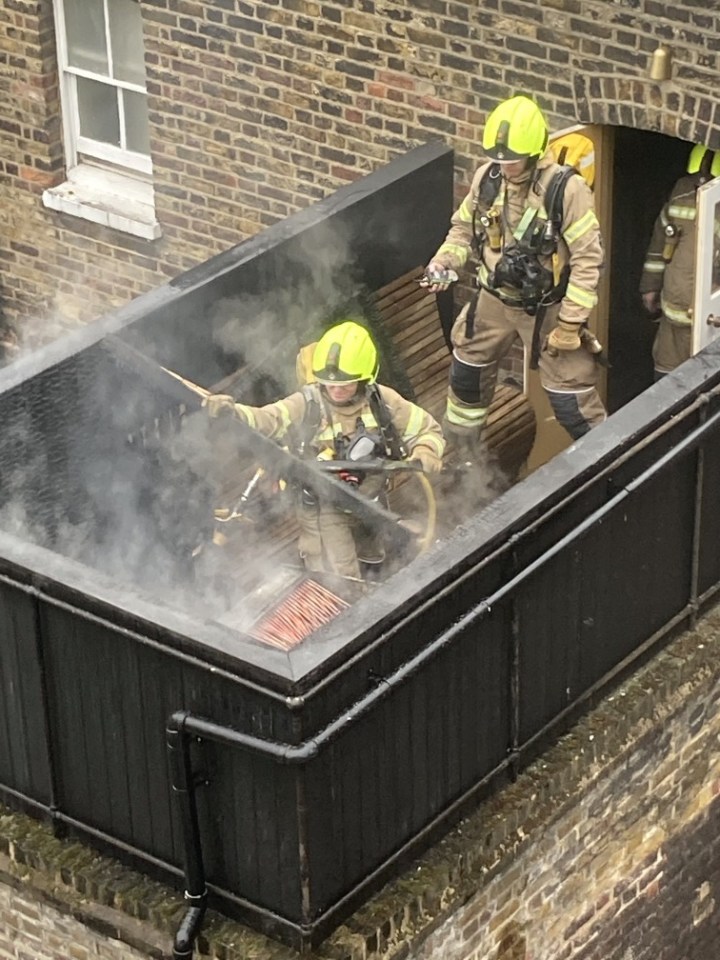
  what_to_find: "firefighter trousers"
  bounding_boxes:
[297,501,384,580]
[445,289,606,442]
[652,315,691,377]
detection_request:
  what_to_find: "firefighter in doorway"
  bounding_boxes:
[639,145,720,379]
[421,95,606,454]
[204,321,445,580]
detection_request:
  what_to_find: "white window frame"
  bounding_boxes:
[53,0,152,175]
[46,0,160,240]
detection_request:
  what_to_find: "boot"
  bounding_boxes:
[439,428,511,532]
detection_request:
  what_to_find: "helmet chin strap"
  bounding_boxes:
[501,158,537,185]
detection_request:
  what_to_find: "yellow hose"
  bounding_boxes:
[413,470,437,554]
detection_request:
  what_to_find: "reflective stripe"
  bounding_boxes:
[513,206,538,241]
[273,401,293,437]
[563,209,599,245]
[661,297,692,324]
[457,198,473,222]
[315,412,380,446]
[236,404,257,429]
[643,260,666,273]
[667,204,696,220]
[416,432,445,457]
[445,399,488,425]
[404,405,423,440]
[565,281,598,309]
[437,242,469,265]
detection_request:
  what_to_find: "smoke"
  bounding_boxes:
[0,219,523,639]
[209,220,369,396]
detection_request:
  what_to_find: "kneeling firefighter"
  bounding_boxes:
[204,321,445,580]
[422,95,607,449]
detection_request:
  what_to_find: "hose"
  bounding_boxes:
[412,470,437,554]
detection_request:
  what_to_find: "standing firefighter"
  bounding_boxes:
[204,321,445,580]
[639,145,720,379]
[422,95,606,453]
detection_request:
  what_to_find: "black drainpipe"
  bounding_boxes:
[166,713,209,960]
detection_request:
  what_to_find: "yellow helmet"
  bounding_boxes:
[687,144,720,180]
[482,96,549,162]
[550,131,596,188]
[312,321,379,384]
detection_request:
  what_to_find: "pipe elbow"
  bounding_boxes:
[172,902,207,960]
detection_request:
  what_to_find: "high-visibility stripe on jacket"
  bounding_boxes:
[433,150,604,326]
[639,173,700,322]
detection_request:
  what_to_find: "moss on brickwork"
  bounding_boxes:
[2,606,720,959]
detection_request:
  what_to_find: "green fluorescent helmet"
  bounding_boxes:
[312,321,379,384]
[687,144,720,179]
[482,96,549,162]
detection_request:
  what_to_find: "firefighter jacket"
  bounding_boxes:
[232,383,445,474]
[639,174,699,325]
[432,150,604,326]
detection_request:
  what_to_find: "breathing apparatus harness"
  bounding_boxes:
[296,382,408,497]
[661,150,717,267]
[470,161,578,367]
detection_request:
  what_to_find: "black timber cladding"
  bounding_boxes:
[1,143,720,947]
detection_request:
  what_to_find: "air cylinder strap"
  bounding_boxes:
[464,292,480,340]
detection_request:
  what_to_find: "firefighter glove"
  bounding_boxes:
[203,394,238,418]
[547,319,582,352]
[410,448,442,475]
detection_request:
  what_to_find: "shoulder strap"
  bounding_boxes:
[298,384,324,457]
[544,164,578,231]
[477,162,503,208]
[367,384,407,461]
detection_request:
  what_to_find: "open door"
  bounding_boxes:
[526,124,613,472]
[692,176,720,355]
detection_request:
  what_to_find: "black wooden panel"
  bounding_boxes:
[517,450,696,741]
[37,599,294,872]
[303,609,510,916]
[697,416,720,598]
[192,744,302,922]
[0,580,52,803]
[117,143,455,395]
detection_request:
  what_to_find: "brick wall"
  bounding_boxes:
[404,622,720,960]
[1,607,720,960]
[2,1,720,341]
[0,879,156,960]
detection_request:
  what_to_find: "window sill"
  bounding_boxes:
[42,165,162,241]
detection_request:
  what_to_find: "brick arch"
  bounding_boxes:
[572,74,720,150]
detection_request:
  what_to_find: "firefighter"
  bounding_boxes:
[639,144,720,379]
[204,321,445,580]
[422,95,606,453]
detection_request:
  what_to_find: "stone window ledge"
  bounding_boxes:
[42,165,162,241]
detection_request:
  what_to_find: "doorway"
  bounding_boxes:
[606,127,692,412]
[528,124,694,470]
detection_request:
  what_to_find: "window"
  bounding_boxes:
[44,0,160,239]
[56,0,150,171]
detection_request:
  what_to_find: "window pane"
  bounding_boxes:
[124,90,151,155]
[77,76,120,146]
[109,0,147,86]
[64,0,109,76]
